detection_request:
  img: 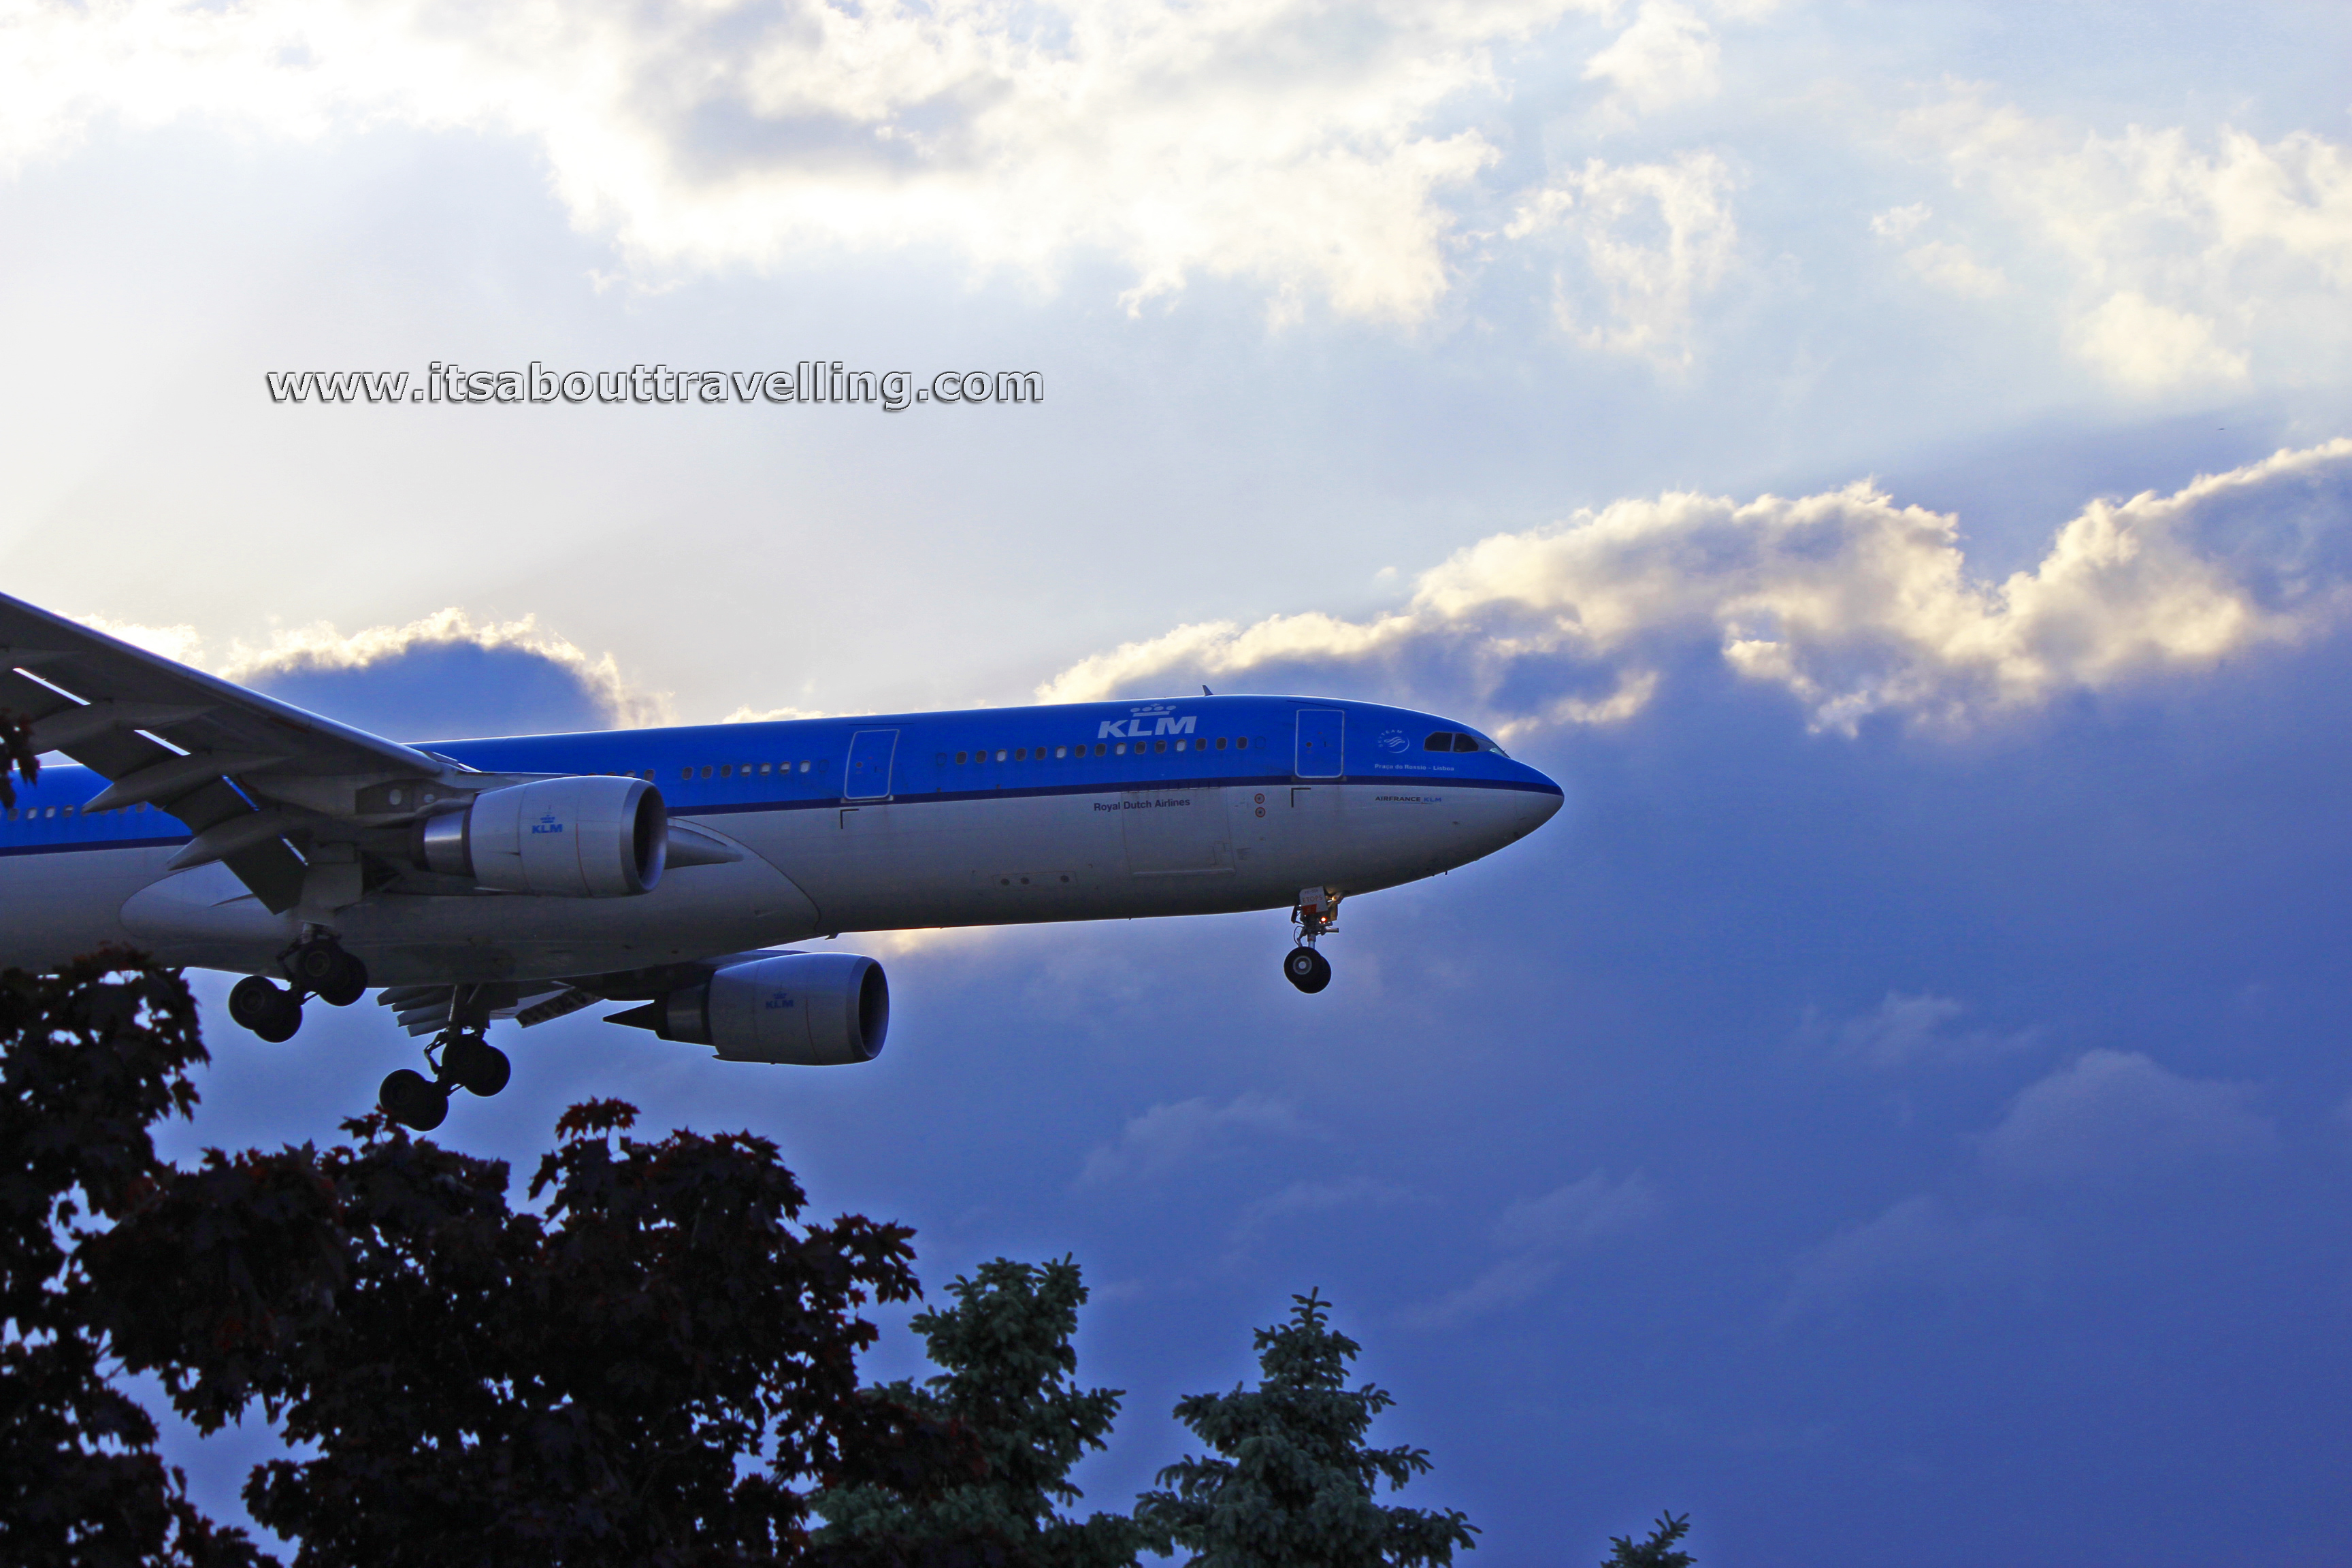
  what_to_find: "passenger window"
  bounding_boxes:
[955,751,968,764]
[1173,738,1187,751]
[992,749,1006,762]
[1055,745,1068,758]
[1113,742,1127,755]
[1093,742,1107,756]
[1216,736,1228,750]
[1236,737,1249,749]
[1454,734,1480,753]
[1014,747,1027,760]
[720,764,732,779]
[1154,740,1166,753]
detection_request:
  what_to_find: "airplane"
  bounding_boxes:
[0,590,1563,1130]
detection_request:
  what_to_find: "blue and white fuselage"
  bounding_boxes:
[0,695,1558,985]
[0,585,1559,1123]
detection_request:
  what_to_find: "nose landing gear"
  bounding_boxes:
[1284,887,1341,994]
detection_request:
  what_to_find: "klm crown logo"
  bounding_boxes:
[529,813,566,836]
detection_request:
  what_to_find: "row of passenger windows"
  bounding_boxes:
[678,760,828,782]
[945,737,1258,765]
[5,801,157,821]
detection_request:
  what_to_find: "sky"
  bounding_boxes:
[5,1,2352,1562]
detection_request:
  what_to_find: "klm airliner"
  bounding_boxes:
[0,591,1561,1129]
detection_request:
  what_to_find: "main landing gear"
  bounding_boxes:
[1284,887,1340,994]
[227,934,371,1043]
[378,985,513,1132]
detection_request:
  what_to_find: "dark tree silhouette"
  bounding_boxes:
[0,956,265,1567]
[86,1097,966,1567]
[1134,1289,1476,1568]
[814,1256,1152,1567]
[1601,1511,1693,1568]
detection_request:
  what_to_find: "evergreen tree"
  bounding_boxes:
[815,1256,1151,1567]
[1134,1290,1476,1568]
[1601,1511,1692,1568]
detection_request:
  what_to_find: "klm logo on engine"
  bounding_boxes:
[529,813,566,836]
[1098,715,1197,739]
[764,990,798,1011]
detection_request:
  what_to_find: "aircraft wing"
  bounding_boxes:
[0,590,444,913]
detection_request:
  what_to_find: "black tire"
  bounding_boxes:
[252,987,304,1043]
[444,1037,512,1098]
[380,1068,448,1132]
[293,944,341,985]
[228,975,284,1032]
[1283,946,1332,994]
[316,951,368,1008]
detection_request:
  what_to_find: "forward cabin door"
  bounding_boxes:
[1294,708,1343,778]
[843,730,899,801]
[1282,708,1345,874]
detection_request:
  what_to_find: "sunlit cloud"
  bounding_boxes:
[0,0,1614,323]
[1899,92,2352,391]
[1039,438,2352,737]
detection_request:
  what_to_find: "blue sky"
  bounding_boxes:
[6,1,2352,1561]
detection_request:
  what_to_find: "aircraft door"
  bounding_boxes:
[844,730,900,800]
[1294,708,1343,778]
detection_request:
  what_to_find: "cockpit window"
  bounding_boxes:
[1452,733,1480,753]
[1424,732,1454,751]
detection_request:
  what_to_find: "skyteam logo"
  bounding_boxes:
[529,813,566,835]
[1378,729,1408,753]
[1098,709,1198,739]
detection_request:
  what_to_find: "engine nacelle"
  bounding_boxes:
[646,953,888,1066]
[419,776,666,897]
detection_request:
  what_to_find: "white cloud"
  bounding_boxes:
[2070,290,2246,392]
[1582,0,1720,122]
[1507,150,1739,363]
[1799,992,2039,1070]
[1406,1170,1660,1325]
[1781,1195,2040,1320]
[79,607,672,728]
[1077,1090,1320,1186]
[0,0,1618,323]
[1037,438,2352,737]
[1982,1049,2277,1188]
[1906,93,2352,391]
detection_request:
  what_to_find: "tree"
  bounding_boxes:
[0,955,265,1567]
[813,1256,1150,1567]
[1601,1511,1692,1568]
[1134,1290,1476,1568]
[86,1098,968,1567]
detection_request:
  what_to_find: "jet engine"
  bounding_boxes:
[418,776,666,896]
[615,952,889,1066]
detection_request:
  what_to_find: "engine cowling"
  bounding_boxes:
[419,776,666,896]
[644,953,888,1066]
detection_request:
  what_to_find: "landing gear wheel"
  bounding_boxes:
[443,1036,511,1098]
[1284,946,1333,994]
[293,943,368,1007]
[229,975,285,1033]
[231,977,305,1041]
[379,1068,448,1132]
[315,952,368,1009]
